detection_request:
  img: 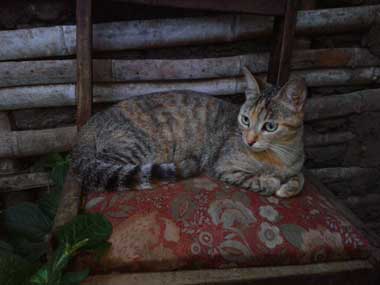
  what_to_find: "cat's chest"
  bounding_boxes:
[231,149,297,179]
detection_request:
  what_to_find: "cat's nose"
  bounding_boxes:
[246,131,257,146]
[247,139,256,146]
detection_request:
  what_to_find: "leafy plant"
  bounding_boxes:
[32,153,70,192]
[0,251,39,285]
[0,153,113,284]
[1,153,71,261]
[30,214,112,285]
[0,213,112,285]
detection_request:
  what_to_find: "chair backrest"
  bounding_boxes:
[75,0,299,128]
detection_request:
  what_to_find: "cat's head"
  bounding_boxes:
[239,67,307,152]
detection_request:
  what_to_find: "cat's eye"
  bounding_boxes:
[263,121,278,132]
[240,115,250,127]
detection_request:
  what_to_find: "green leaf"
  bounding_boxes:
[0,252,38,285]
[50,159,69,191]
[2,202,52,241]
[280,224,306,249]
[31,153,70,191]
[50,244,72,276]
[58,213,112,250]
[61,269,90,285]
[30,265,48,285]
[84,241,111,261]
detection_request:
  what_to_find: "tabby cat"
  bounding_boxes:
[72,67,306,198]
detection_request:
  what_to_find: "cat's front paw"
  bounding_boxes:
[275,174,304,198]
[258,176,281,196]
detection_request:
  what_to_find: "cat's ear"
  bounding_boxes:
[242,66,260,99]
[278,78,307,112]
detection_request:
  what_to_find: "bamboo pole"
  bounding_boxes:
[309,167,379,183]
[1,69,380,111]
[304,89,380,121]
[6,88,380,130]
[0,79,243,110]
[304,131,355,147]
[0,125,361,158]
[1,48,378,88]
[0,126,76,158]
[0,5,379,61]
[0,172,52,192]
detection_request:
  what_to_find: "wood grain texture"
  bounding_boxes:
[76,0,93,128]
[267,0,298,85]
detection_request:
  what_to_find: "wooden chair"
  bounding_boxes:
[53,1,380,283]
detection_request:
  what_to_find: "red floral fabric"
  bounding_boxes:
[83,176,369,272]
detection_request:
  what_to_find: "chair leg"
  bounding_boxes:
[52,167,82,231]
[267,0,298,86]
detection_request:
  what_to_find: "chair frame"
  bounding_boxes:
[53,1,380,283]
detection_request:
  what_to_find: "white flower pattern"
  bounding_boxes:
[258,222,284,249]
[259,205,280,222]
[208,199,256,228]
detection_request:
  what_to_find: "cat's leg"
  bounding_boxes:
[257,175,282,196]
[217,170,281,195]
[275,173,304,198]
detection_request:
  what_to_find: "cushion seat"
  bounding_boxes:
[81,176,370,273]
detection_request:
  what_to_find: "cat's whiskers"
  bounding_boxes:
[269,143,299,164]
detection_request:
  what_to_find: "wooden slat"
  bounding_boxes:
[83,260,373,285]
[76,0,93,129]
[117,0,287,15]
[0,112,16,174]
[268,0,298,85]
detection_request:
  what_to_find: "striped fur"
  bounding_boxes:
[72,68,307,197]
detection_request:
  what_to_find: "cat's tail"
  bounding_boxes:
[73,152,177,191]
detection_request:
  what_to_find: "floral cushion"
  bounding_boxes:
[81,176,369,273]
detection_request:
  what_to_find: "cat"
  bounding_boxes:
[71,67,306,198]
